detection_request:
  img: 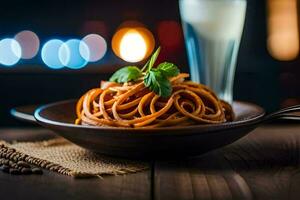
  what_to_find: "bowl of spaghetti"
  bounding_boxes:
[75,73,234,128]
[34,48,266,159]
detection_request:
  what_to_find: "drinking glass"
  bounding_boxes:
[179,0,247,103]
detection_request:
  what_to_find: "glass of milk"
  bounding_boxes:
[179,0,247,103]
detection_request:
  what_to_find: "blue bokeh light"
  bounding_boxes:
[59,39,90,69]
[0,38,22,66]
[41,39,64,69]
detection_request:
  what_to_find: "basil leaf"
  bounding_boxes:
[157,62,179,77]
[109,66,142,83]
[147,47,161,71]
[141,59,150,72]
[144,69,172,98]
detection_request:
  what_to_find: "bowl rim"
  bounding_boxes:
[34,99,266,135]
[10,106,37,124]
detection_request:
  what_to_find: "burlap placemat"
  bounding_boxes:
[0,138,147,178]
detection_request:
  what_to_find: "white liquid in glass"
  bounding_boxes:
[179,0,247,103]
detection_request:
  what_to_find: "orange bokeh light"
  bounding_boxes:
[112,26,155,63]
[267,0,299,61]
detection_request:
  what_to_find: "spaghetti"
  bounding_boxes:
[75,73,234,128]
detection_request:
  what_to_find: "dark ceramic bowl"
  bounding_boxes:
[10,105,37,124]
[32,100,268,159]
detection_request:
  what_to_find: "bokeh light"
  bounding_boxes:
[59,39,89,69]
[120,30,147,62]
[15,30,40,59]
[267,0,299,61]
[41,39,64,69]
[81,34,107,62]
[112,26,155,63]
[0,38,21,66]
[157,21,183,50]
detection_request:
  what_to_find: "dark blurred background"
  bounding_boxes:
[0,0,299,126]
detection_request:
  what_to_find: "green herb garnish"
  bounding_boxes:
[109,66,142,83]
[109,47,179,97]
[147,47,161,71]
[144,69,172,97]
[141,47,160,72]
[157,62,179,78]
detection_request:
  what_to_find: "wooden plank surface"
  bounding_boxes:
[0,128,151,200]
[2,124,300,200]
[154,124,300,200]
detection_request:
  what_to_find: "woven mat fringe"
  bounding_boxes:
[0,139,147,178]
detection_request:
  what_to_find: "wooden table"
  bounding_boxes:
[0,124,300,200]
